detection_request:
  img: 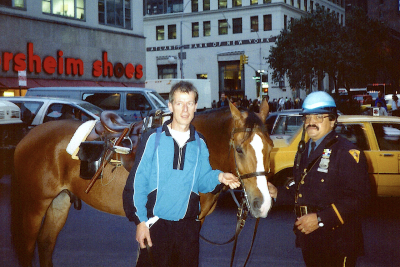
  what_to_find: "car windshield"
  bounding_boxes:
[147,92,168,109]
[78,102,103,118]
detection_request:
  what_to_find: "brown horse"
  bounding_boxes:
[11,100,273,267]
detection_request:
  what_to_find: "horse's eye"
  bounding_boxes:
[236,146,243,154]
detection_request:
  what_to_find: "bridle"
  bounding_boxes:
[229,126,271,211]
[200,125,271,267]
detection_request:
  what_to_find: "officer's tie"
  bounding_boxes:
[309,141,316,157]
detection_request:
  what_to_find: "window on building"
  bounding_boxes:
[203,21,211,36]
[42,0,85,20]
[251,0,258,5]
[263,0,271,3]
[158,64,177,79]
[297,0,300,8]
[304,0,307,11]
[192,0,198,12]
[250,16,258,32]
[233,0,241,7]
[192,22,199,37]
[98,0,131,28]
[263,14,272,31]
[232,18,242,34]
[197,74,208,79]
[310,1,314,13]
[219,19,229,35]
[2,0,25,8]
[218,0,227,9]
[291,0,294,6]
[156,25,165,40]
[284,14,287,30]
[203,0,210,10]
[168,24,176,39]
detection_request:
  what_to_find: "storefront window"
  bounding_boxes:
[218,61,242,98]
[42,0,85,20]
[98,0,131,29]
[158,64,177,79]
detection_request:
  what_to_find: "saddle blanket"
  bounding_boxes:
[66,120,97,160]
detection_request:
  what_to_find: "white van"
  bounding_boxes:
[25,87,169,122]
[0,100,25,177]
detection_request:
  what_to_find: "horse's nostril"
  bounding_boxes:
[252,197,263,209]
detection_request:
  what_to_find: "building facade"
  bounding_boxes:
[0,0,146,96]
[143,0,345,103]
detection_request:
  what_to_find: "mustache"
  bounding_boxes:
[306,124,319,130]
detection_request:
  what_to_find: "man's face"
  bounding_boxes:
[304,114,335,141]
[221,93,226,100]
[168,90,197,130]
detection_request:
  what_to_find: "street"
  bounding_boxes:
[1,174,400,267]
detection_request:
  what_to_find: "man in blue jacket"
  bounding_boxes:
[123,81,240,267]
[268,91,371,267]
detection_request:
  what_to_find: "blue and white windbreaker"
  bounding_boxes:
[123,121,222,225]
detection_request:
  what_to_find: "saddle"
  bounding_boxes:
[77,110,167,181]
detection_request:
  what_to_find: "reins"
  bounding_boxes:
[200,126,270,267]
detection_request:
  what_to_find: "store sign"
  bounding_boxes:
[0,42,143,79]
[146,36,277,52]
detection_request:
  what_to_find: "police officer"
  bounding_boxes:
[268,91,371,267]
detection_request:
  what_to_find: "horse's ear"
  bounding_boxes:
[258,99,269,121]
[229,101,243,121]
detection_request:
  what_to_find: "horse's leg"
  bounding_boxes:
[11,196,53,267]
[199,192,220,225]
[37,190,72,267]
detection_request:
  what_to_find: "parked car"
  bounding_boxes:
[266,109,342,140]
[25,87,169,122]
[265,109,303,143]
[0,100,25,177]
[270,115,400,197]
[2,96,103,129]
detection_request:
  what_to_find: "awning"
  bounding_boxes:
[0,77,145,89]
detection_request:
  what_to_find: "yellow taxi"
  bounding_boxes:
[270,115,400,197]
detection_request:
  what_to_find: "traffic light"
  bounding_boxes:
[240,54,248,71]
[243,55,248,64]
[263,87,268,93]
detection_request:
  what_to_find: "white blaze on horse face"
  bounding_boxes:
[250,134,272,218]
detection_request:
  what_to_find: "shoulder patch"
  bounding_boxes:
[349,149,360,163]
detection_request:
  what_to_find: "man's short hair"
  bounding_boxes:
[169,81,199,104]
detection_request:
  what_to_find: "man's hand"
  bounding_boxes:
[295,213,319,235]
[218,173,241,189]
[136,222,152,249]
[267,182,277,199]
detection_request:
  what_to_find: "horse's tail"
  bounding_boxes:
[11,142,35,267]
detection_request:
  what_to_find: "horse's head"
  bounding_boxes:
[229,100,274,218]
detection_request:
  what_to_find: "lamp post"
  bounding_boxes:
[180,0,192,79]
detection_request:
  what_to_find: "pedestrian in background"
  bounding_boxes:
[391,95,400,116]
[123,81,240,267]
[268,91,371,267]
[217,93,229,108]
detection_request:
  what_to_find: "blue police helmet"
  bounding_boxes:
[301,91,337,115]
